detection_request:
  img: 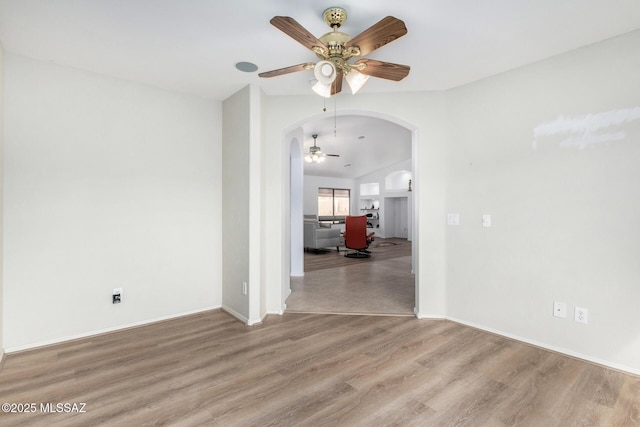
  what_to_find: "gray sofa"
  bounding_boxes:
[303,215,341,252]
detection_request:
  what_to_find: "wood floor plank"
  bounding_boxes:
[608,377,640,426]
[0,309,638,426]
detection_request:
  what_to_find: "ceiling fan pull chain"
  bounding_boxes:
[334,97,337,137]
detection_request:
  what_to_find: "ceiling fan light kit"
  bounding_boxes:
[259,7,410,97]
[314,60,337,84]
[311,80,332,98]
[305,152,326,163]
[345,69,370,94]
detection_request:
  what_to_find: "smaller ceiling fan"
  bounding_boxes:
[305,134,339,163]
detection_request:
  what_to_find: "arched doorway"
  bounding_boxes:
[284,110,420,315]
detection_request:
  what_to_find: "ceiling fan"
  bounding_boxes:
[305,134,340,163]
[259,7,410,97]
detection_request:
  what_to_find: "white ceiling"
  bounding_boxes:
[1,0,640,178]
[2,0,640,100]
[302,115,411,179]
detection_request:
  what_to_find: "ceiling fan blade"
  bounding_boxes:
[345,16,407,57]
[326,154,340,157]
[258,63,313,78]
[270,16,327,53]
[331,69,343,95]
[355,59,410,81]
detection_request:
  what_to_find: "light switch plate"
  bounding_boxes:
[112,288,123,304]
[482,214,491,227]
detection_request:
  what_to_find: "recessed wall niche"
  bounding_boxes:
[360,182,379,196]
[385,170,412,191]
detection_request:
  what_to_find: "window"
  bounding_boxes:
[318,188,350,217]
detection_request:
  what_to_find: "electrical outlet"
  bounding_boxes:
[242,281,248,296]
[112,288,123,304]
[574,306,588,324]
[553,301,567,318]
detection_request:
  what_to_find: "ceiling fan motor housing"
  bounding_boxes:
[319,30,352,58]
[323,7,348,28]
[319,7,356,63]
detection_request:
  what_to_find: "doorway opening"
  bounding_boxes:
[284,111,419,316]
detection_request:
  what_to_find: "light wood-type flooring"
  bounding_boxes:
[287,238,415,315]
[1,310,638,426]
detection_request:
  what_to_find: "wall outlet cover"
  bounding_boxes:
[553,301,567,318]
[575,306,588,324]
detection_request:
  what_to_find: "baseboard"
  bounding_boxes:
[5,306,221,354]
[220,306,267,326]
[247,316,264,326]
[283,288,292,310]
[221,305,249,324]
[447,316,640,378]
[268,306,286,315]
[414,307,445,319]
[0,350,5,372]
[264,289,292,316]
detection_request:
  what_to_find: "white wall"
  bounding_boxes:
[222,86,251,322]
[289,133,304,278]
[445,30,640,373]
[221,84,264,324]
[252,86,265,323]
[0,40,4,359]
[303,175,355,215]
[3,54,222,350]
[355,159,413,239]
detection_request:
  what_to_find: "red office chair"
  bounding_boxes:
[343,216,375,258]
